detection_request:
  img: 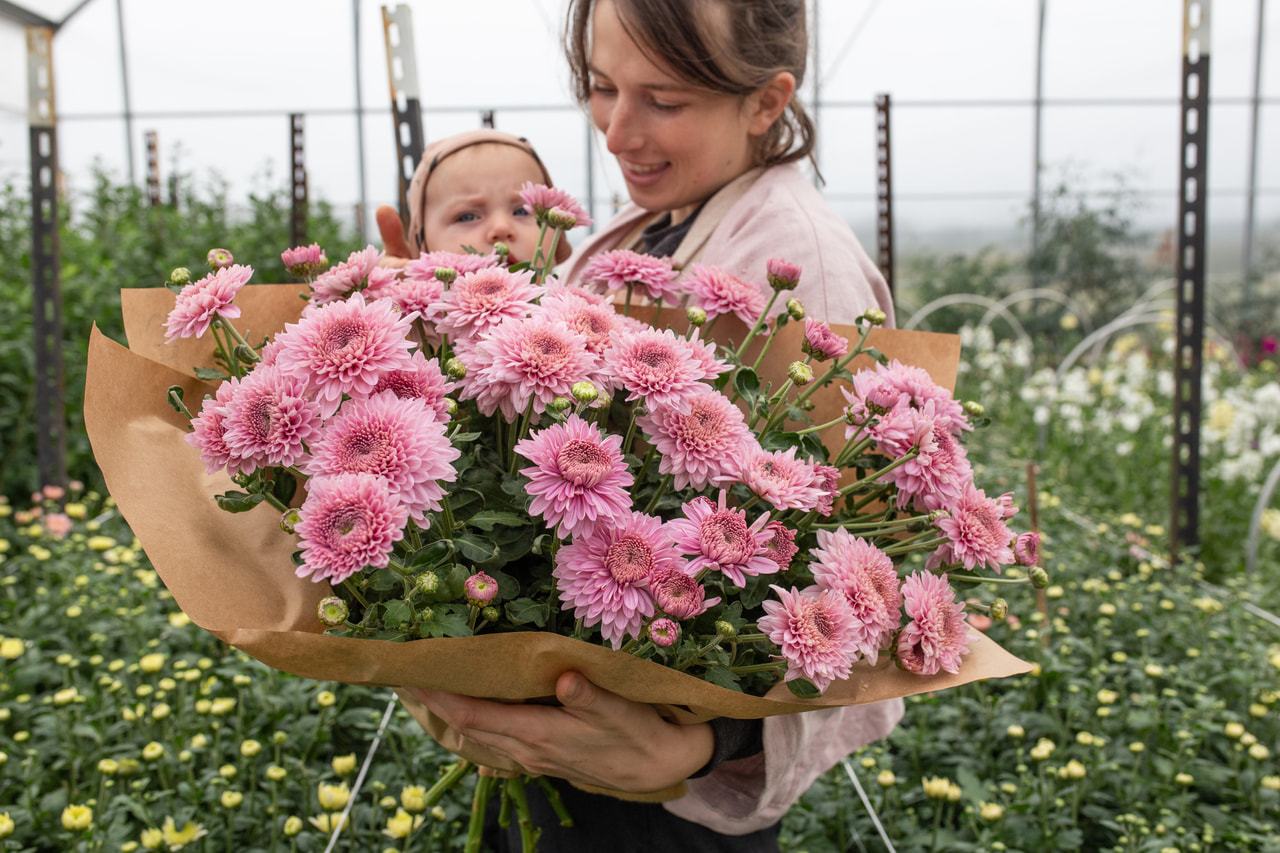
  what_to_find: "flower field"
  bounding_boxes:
[1,314,1278,852]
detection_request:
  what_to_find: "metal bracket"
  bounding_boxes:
[27,26,67,490]
[874,93,894,297]
[290,113,308,247]
[145,130,160,207]
[382,4,425,225]
[1170,0,1210,565]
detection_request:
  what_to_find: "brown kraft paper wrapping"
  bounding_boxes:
[85,284,1031,785]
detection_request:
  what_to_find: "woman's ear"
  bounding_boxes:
[747,70,797,136]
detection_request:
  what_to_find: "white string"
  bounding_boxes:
[840,757,897,853]
[323,694,400,853]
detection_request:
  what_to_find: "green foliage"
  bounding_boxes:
[0,165,360,502]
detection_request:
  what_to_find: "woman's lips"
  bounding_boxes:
[619,159,669,188]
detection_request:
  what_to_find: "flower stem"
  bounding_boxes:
[506,776,540,852]
[643,474,673,514]
[465,774,499,853]
[795,414,847,436]
[735,291,783,362]
[729,661,786,675]
[534,777,574,827]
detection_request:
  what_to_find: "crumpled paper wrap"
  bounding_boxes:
[85,284,1031,791]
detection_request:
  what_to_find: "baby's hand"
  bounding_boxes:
[376,205,413,269]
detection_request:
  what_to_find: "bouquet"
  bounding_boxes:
[85,186,1035,850]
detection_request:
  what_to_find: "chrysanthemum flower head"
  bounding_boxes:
[185,378,241,475]
[845,359,970,434]
[604,326,730,412]
[802,319,849,362]
[308,245,381,305]
[724,445,828,513]
[272,291,416,418]
[635,389,754,491]
[537,288,626,356]
[1014,532,1040,566]
[649,617,680,647]
[761,521,799,571]
[294,472,406,584]
[458,315,598,421]
[758,585,861,694]
[518,182,592,229]
[666,491,777,588]
[281,243,328,279]
[648,564,716,619]
[684,264,768,327]
[810,529,902,664]
[869,399,973,510]
[897,570,970,675]
[579,249,681,301]
[405,250,498,280]
[432,266,544,340]
[371,350,456,421]
[220,364,322,473]
[516,414,634,538]
[165,264,253,342]
[765,257,802,291]
[361,264,404,302]
[926,483,1016,573]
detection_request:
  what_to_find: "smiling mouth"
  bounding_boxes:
[622,160,667,175]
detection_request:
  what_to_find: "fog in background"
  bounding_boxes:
[1,0,1277,274]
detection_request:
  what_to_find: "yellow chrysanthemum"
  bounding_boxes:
[61,804,93,831]
[382,808,424,839]
[318,782,351,811]
[161,817,208,849]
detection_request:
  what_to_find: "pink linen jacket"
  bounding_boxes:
[563,163,904,834]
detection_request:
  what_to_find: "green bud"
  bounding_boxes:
[787,361,814,386]
[962,400,985,418]
[433,267,458,286]
[492,242,510,260]
[444,398,460,418]
[1029,566,1050,589]
[863,308,887,326]
[547,207,578,230]
[279,509,301,534]
[232,344,260,364]
[686,306,708,327]
[416,573,439,595]
[990,598,1009,621]
[715,620,737,639]
[786,298,805,320]
[317,596,348,627]
[547,396,573,413]
[444,358,466,380]
[169,267,192,286]
[571,381,599,404]
[481,606,500,623]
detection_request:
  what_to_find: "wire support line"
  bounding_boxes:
[841,758,898,852]
[56,103,583,122]
[819,95,1280,109]
[823,187,1280,202]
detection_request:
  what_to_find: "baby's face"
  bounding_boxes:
[422,143,549,264]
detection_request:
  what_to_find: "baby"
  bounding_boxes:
[404,129,572,266]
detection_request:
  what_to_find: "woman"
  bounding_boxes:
[384,0,902,848]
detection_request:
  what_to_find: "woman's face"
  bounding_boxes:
[587,0,768,224]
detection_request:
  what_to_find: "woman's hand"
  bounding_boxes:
[376,204,413,269]
[405,671,714,794]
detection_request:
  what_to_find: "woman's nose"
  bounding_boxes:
[604,98,639,154]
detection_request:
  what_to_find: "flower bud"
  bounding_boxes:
[1014,532,1041,567]
[787,362,814,386]
[416,573,439,595]
[650,618,679,647]
[785,298,805,320]
[492,242,510,261]
[989,598,1009,621]
[765,257,802,291]
[962,400,985,418]
[1029,566,1050,589]
[547,207,578,231]
[317,597,348,627]
[444,358,466,380]
[464,572,498,606]
[571,381,599,404]
[686,306,708,327]
[544,397,572,415]
[232,344,260,364]
[444,398,460,418]
[433,267,458,286]
[863,308,887,326]
[714,620,737,640]
[207,248,234,270]
[481,605,500,622]
[280,508,301,534]
[170,267,192,286]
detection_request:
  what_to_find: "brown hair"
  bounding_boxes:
[564,0,815,169]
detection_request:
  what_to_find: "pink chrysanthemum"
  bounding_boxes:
[667,491,777,588]
[758,585,861,694]
[995,492,1018,520]
[761,521,799,571]
[361,265,403,301]
[635,389,754,490]
[185,379,240,474]
[765,257,802,291]
[432,267,544,340]
[868,400,973,510]
[304,392,459,526]
[165,264,253,342]
[810,529,902,665]
[684,264,768,327]
[518,182,593,229]
[310,245,382,305]
[648,564,717,619]
[649,617,680,647]
[272,291,417,419]
[459,316,597,420]
[295,472,406,584]
[464,572,499,605]
[579,250,681,301]
[281,243,328,279]
[555,512,681,648]
[385,276,446,346]
[220,364,322,473]
[371,350,456,421]
[537,288,625,356]
[802,319,849,362]
[809,462,841,517]
[926,484,1016,573]
[843,360,970,435]
[725,445,828,512]
[897,570,971,675]
[515,414,634,538]
[604,327,730,411]
[1014,532,1040,566]
[405,250,498,279]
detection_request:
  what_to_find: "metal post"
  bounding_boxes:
[1031,0,1047,262]
[1171,0,1211,566]
[585,115,597,234]
[353,0,369,239]
[382,4,425,226]
[1242,0,1266,293]
[874,94,894,297]
[811,0,820,185]
[27,26,67,491]
[145,130,160,207]
[116,0,135,184]
[290,114,308,248]
[481,110,495,128]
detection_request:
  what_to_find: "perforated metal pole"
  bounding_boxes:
[145,130,160,207]
[874,93,894,297]
[1170,0,1210,566]
[27,26,67,491]
[1242,0,1266,292]
[290,114,308,248]
[382,4,425,226]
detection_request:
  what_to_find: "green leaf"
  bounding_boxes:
[786,678,821,699]
[166,385,186,413]
[701,665,744,692]
[215,490,264,513]
[271,473,297,505]
[734,368,761,404]
[505,597,551,627]
[382,599,413,629]
[408,540,454,569]
[467,510,532,532]
[194,366,229,381]
[432,609,472,638]
[455,533,500,564]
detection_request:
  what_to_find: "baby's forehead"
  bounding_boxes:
[429,143,544,189]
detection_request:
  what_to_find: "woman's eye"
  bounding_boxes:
[590,83,616,97]
[651,100,682,113]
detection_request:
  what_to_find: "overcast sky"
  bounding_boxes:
[1,0,1277,264]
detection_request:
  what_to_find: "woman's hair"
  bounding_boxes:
[565,0,815,169]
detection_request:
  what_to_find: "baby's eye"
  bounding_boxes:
[514,207,531,217]
[454,212,479,224]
